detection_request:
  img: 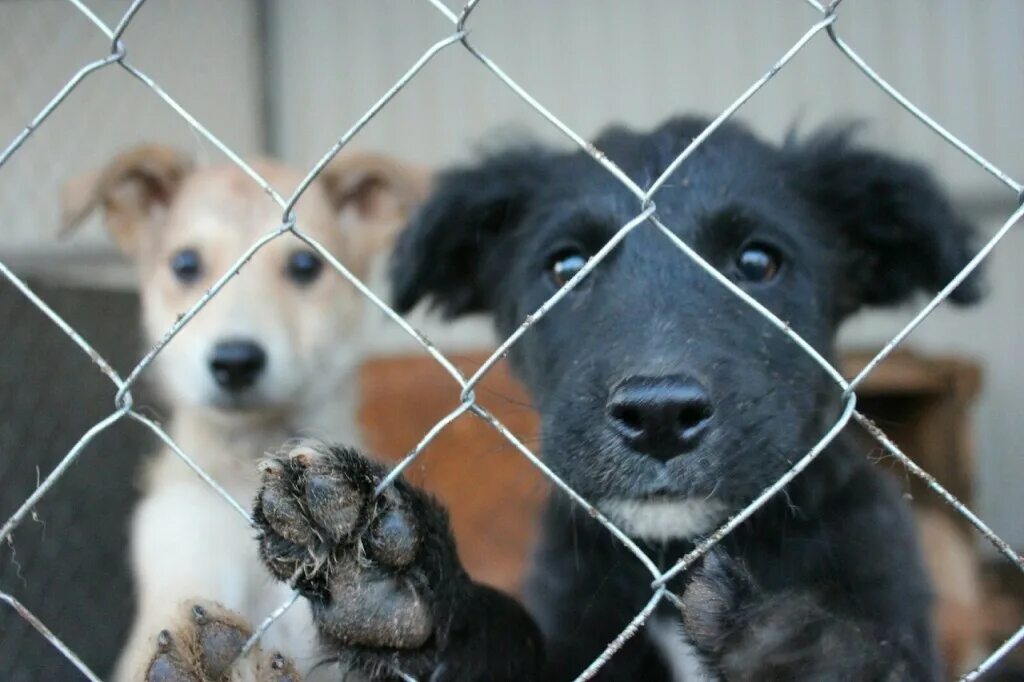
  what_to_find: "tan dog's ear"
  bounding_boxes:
[61,145,193,256]
[318,152,430,271]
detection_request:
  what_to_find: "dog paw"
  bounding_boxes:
[677,551,908,680]
[676,548,755,656]
[254,442,466,676]
[144,601,301,682]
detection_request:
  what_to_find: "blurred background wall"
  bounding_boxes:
[1,0,1021,549]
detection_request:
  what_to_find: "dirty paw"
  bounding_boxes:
[144,601,301,682]
[254,442,459,655]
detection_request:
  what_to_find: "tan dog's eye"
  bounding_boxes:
[287,249,323,286]
[170,248,202,284]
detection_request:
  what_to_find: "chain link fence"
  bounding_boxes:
[1,0,1022,679]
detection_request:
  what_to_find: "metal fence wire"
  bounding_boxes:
[2,0,1023,680]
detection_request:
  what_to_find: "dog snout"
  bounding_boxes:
[607,375,713,462]
[209,340,267,392]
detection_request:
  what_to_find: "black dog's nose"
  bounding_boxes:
[210,340,266,391]
[607,375,713,461]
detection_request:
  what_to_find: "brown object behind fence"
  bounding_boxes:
[359,353,547,594]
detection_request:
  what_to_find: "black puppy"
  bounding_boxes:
[146,117,981,681]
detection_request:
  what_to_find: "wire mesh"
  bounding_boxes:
[1,1,1022,680]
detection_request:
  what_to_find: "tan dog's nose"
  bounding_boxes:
[209,340,266,391]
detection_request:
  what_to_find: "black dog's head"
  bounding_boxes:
[391,117,981,541]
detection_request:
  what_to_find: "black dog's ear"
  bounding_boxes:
[390,148,550,318]
[790,129,983,315]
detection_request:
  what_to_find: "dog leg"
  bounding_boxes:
[678,548,927,681]
[115,482,260,681]
[253,442,544,681]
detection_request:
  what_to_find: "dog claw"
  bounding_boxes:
[264,652,302,682]
[146,629,196,682]
[156,629,174,651]
[258,459,285,476]
[288,445,318,468]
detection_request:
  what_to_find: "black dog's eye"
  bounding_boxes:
[286,249,323,285]
[736,243,782,283]
[548,250,588,288]
[170,248,202,283]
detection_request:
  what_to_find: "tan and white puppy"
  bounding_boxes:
[62,146,428,681]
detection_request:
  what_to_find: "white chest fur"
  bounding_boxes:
[601,498,727,542]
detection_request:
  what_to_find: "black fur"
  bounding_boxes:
[272,117,982,680]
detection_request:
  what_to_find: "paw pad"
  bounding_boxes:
[254,442,436,650]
